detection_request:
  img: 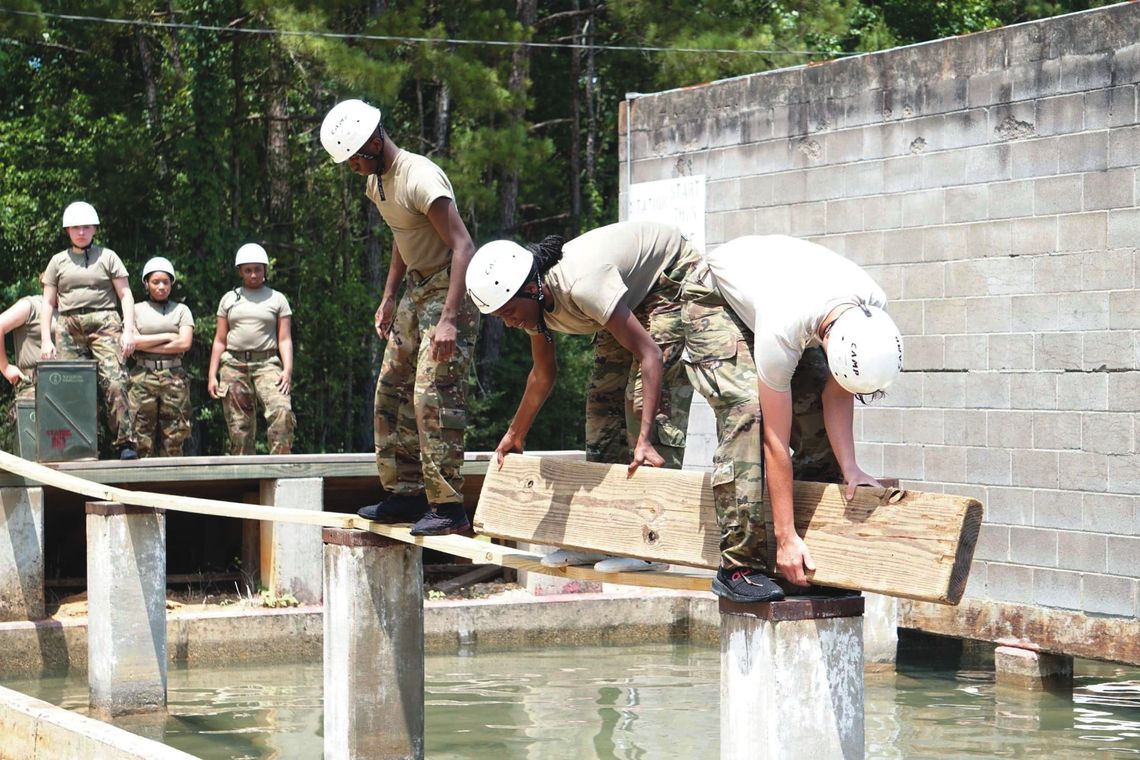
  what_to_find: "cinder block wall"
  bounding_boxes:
[621,5,1139,620]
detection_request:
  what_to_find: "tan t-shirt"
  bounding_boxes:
[12,295,45,371]
[135,300,194,359]
[538,221,686,335]
[217,287,292,352]
[43,246,128,312]
[365,150,455,274]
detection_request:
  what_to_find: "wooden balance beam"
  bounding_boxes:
[0,449,712,593]
[474,454,984,604]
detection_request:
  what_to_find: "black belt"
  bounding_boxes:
[230,349,276,361]
[60,306,115,316]
[138,357,182,371]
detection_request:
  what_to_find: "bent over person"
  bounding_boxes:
[467,220,758,577]
[705,235,903,599]
[40,201,139,460]
[129,257,194,457]
[321,98,479,536]
[207,244,295,455]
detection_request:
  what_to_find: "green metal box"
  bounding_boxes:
[15,399,37,460]
[36,360,98,462]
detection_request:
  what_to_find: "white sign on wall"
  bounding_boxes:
[627,175,706,252]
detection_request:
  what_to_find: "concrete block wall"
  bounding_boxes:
[622,5,1140,620]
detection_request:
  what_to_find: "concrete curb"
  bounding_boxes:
[0,591,721,679]
[0,685,196,760]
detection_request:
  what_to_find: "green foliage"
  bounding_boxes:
[0,0,1104,456]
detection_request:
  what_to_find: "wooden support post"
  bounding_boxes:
[86,502,167,719]
[260,478,323,604]
[323,528,424,760]
[0,487,44,621]
[720,596,865,760]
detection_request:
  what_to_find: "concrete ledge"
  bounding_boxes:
[0,685,195,760]
[0,592,720,678]
[900,597,1140,666]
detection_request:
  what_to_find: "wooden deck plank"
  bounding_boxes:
[473,455,983,604]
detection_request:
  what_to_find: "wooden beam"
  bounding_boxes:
[0,449,709,593]
[473,455,983,605]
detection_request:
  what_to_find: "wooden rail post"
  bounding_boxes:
[323,528,424,760]
[0,487,44,621]
[720,596,865,759]
[86,502,167,719]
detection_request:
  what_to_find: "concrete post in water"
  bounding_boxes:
[323,528,424,760]
[0,487,45,621]
[995,645,1074,692]
[86,502,167,719]
[260,478,323,604]
[862,592,898,668]
[720,596,865,760]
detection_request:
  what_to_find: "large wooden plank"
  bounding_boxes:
[0,449,704,592]
[473,455,983,605]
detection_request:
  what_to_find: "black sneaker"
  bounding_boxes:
[357,493,429,523]
[119,446,139,461]
[409,504,471,536]
[711,566,786,603]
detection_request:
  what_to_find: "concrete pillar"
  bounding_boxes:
[323,528,424,760]
[0,487,44,621]
[86,502,166,719]
[720,596,865,760]
[994,645,1074,692]
[862,592,898,669]
[260,478,323,604]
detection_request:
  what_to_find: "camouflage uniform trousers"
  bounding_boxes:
[56,310,136,449]
[374,266,480,505]
[218,352,295,455]
[5,369,36,429]
[128,365,191,457]
[660,263,842,572]
[584,242,702,470]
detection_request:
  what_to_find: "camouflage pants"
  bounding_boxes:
[218,353,295,455]
[56,310,136,449]
[374,267,479,504]
[128,365,191,457]
[12,369,35,404]
[586,306,692,469]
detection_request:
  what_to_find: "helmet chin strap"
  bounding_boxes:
[517,270,554,344]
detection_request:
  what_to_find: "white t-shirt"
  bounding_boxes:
[705,235,888,392]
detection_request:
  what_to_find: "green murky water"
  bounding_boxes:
[5,643,1139,758]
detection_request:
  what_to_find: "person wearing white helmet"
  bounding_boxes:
[206,244,296,455]
[0,274,54,419]
[468,220,767,577]
[704,235,904,597]
[127,257,194,457]
[320,98,480,536]
[41,201,140,460]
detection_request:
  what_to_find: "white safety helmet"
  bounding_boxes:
[320,99,382,163]
[466,240,536,314]
[234,243,269,267]
[62,201,100,228]
[142,256,176,283]
[825,304,904,395]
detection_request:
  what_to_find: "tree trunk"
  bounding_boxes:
[230,31,243,229]
[584,1,598,187]
[435,65,452,156]
[497,0,537,236]
[568,1,582,236]
[267,41,291,237]
[361,193,385,451]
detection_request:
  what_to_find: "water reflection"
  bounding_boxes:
[2,645,1138,758]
